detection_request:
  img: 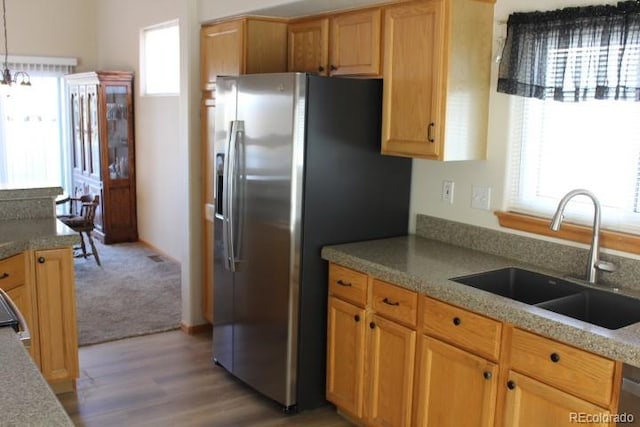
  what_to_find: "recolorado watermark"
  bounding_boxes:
[570,412,635,424]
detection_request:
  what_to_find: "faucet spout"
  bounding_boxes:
[549,189,614,284]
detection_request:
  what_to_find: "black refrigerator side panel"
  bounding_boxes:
[296,75,412,410]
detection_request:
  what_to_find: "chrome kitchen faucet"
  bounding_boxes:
[550,189,616,284]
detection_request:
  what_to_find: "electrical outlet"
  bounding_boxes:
[442,181,454,204]
[471,185,491,210]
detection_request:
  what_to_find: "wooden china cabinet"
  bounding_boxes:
[65,71,138,244]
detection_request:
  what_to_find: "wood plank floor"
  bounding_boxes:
[58,330,353,427]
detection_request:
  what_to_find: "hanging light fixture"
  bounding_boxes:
[0,0,29,87]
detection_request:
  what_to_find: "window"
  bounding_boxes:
[0,57,76,190]
[140,20,180,96]
[499,2,640,236]
[508,95,640,234]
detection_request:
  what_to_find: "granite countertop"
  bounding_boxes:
[0,218,79,259]
[322,235,640,368]
[0,328,73,426]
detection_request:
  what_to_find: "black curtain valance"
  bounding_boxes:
[497,1,640,102]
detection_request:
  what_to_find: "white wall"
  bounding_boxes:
[7,0,98,70]
[409,0,617,235]
[96,0,203,326]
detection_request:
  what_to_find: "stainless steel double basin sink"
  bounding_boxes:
[451,268,640,330]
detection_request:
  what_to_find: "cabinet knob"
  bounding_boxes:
[318,66,325,72]
[507,380,516,390]
[354,314,360,322]
[550,352,561,363]
[336,279,352,287]
[37,257,45,264]
[483,371,492,380]
[452,317,461,326]
[369,322,376,329]
[0,272,8,280]
[330,64,338,71]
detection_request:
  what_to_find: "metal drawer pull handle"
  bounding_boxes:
[427,122,435,143]
[550,352,561,363]
[336,279,352,287]
[453,317,462,326]
[0,272,8,280]
[382,297,400,306]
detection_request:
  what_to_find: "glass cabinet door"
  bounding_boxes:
[105,85,130,179]
[87,85,100,180]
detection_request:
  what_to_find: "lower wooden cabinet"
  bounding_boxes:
[325,262,624,427]
[503,371,612,427]
[33,248,79,389]
[0,249,78,392]
[415,336,498,427]
[326,296,366,417]
[0,253,39,363]
[365,314,416,427]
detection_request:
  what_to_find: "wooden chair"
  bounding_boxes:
[57,195,101,266]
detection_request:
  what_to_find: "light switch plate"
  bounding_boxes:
[471,186,491,210]
[442,181,454,204]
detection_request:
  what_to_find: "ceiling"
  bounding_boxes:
[247,0,386,18]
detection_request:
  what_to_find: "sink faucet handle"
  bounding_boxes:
[595,260,617,273]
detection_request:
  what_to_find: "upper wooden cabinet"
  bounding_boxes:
[66,71,138,244]
[381,0,494,160]
[201,18,288,91]
[330,8,382,76]
[287,18,329,75]
[288,8,382,77]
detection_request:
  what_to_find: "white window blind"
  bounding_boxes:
[0,56,76,189]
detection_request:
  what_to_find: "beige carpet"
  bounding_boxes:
[73,239,182,346]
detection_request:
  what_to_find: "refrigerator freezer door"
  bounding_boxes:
[231,73,306,408]
[213,77,238,371]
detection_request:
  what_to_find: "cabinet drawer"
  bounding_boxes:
[0,253,25,292]
[422,296,502,361]
[510,328,616,408]
[329,263,368,306]
[372,280,417,327]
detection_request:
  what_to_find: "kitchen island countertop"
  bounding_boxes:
[322,235,640,368]
[0,217,79,260]
[0,328,73,426]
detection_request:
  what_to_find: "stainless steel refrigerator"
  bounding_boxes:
[212,73,411,411]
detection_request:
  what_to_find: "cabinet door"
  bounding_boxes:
[33,248,78,385]
[365,314,416,427]
[326,296,366,417]
[415,336,498,427]
[201,20,245,90]
[330,8,382,76]
[381,0,445,159]
[504,371,613,427]
[287,18,329,75]
[69,86,83,175]
[86,85,101,181]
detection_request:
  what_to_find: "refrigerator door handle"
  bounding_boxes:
[222,120,234,271]
[226,120,244,273]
